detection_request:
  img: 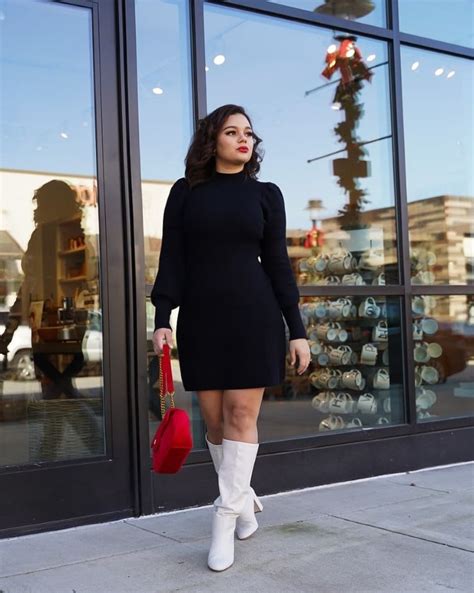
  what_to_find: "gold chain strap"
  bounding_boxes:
[158,350,175,418]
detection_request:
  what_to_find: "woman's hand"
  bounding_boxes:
[289,338,311,374]
[152,328,174,354]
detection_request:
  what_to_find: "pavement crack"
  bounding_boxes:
[386,479,451,494]
[328,514,474,554]
[123,521,183,543]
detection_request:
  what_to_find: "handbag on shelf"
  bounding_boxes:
[151,342,192,474]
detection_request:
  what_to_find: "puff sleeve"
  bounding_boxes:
[260,182,307,340]
[151,177,188,331]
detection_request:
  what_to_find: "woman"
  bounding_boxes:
[151,104,310,572]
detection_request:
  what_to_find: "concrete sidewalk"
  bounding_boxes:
[1,463,473,593]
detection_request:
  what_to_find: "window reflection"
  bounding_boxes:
[0,0,104,466]
[399,0,473,48]
[135,0,194,444]
[401,47,474,285]
[411,295,474,421]
[267,0,386,27]
[204,4,401,440]
[205,8,397,288]
[258,295,404,440]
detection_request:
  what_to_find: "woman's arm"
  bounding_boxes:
[150,177,188,331]
[260,181,307,340]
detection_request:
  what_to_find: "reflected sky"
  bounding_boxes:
[0,0,96,176]
[268,0,386,27]
[1,0,473,229]
[398,0,474,48]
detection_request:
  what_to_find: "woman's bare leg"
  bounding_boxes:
[222,387,265,443]
[197,390,224,444]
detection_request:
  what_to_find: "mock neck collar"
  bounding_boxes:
[213,168,247,180]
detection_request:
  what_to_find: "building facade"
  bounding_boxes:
[0,0,473,538]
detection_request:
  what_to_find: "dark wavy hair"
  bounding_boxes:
[184,104,264,188]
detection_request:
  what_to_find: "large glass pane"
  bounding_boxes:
[399,0,474,48]
[134,0,196,444]
[203,4,401,440]
[259,295,404,438]
[0,0,105,465]
[267,0,386,28]
[401,47,474,286]
[205,5,398,288]
[411,295,474,421]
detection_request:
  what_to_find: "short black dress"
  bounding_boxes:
[151,169,307,391]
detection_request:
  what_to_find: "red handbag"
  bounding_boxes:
[151,342,193,473]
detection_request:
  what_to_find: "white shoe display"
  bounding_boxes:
[207,438,260,571]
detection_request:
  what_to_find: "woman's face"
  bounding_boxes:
[215,113,255,170]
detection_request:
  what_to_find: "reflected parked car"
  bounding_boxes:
[0,310,103,381]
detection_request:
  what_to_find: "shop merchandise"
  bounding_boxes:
[410,248,437,285]
[298,248,387,289]
[305,294,396,431]
[411,296,443,420]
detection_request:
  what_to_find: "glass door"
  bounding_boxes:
[0,0,134,535]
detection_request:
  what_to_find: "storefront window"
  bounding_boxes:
[400,47,474,286]
[134,0,195,443]
[411,295,474,421]
[205,6,397,286]
[257,295,404,439]
[0,0,105,465]
[204,3,402,439]
[399,0,473,48]
[267,0,386,28]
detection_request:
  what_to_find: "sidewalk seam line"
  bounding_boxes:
[0,542,179,580]
[328,514,474,554]
[123,521,183,543]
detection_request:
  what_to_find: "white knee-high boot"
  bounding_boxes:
[207,438,259,571]
[205,434,263,540]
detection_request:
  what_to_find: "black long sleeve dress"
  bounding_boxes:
[151,168,307,391]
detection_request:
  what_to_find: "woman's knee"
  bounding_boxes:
[224,402,256,431]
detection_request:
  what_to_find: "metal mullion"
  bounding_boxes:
[413,416,474,433]
[117,0,153,517]
[411,285,474,296]
[214,0,394,41]
[385,0,394,30]
[186,423,417,460]
[298,286,404,297]
[389,0,417,428]
[148,408,474,463]
[55,0,96,7]
[88,0,117,459]
[399,32,474,59]
[190,0,208,121]
[185,412,474,460]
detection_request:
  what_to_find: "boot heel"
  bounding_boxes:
[236,491,259,540]
[253,492,263,513]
